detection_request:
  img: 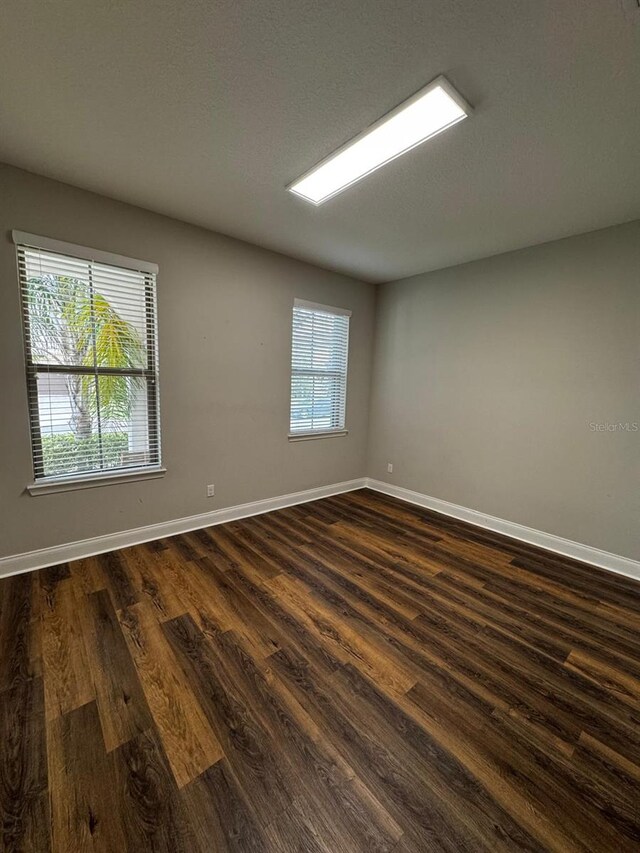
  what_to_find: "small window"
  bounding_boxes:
[289,299,350,438]
[15,232,161,484]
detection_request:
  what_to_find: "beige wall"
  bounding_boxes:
[2,164,636,565]
[368,221,640,561]
[0,164,375,559]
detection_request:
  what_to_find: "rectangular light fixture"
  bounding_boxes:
[287,75,471,205]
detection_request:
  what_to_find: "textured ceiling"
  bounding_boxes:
[1,0,639,282]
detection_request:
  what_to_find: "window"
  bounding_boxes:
[289,299,350,438]
[15,231,162,489]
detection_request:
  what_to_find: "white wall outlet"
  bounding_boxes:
[206,484,215,497]
[387,463,393,473]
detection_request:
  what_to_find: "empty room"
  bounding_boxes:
[1,1,639,850]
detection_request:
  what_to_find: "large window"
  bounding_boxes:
[290,299,350,438]
[15,232,161,486]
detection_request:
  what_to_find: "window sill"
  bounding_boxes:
[288,429,348,442]
[26,466,166,496]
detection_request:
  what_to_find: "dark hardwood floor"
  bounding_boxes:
[1,489,640,852]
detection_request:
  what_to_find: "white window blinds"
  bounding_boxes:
[15,232,161,481]
[290,299,351,436]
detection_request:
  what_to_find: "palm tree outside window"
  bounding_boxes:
[15,233,161,482]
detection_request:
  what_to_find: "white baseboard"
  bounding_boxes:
[365,479,640,582]
[2,475,638,585]
[0,478,367,579]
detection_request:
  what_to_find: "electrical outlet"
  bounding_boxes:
[206,484,215,497]
[387,463,393,473]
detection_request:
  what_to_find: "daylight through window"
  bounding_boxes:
[290,299,350,436]
[15,233,161,481]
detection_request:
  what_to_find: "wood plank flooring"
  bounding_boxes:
[2,488,640,851]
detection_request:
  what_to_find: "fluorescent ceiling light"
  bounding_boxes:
[288,76,472,205]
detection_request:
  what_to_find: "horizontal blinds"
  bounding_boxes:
[290,301,350,433]
[12,230,158,274]
[17,240,161,480]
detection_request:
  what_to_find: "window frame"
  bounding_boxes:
[13,231,165,493]
[288,298,351,441]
